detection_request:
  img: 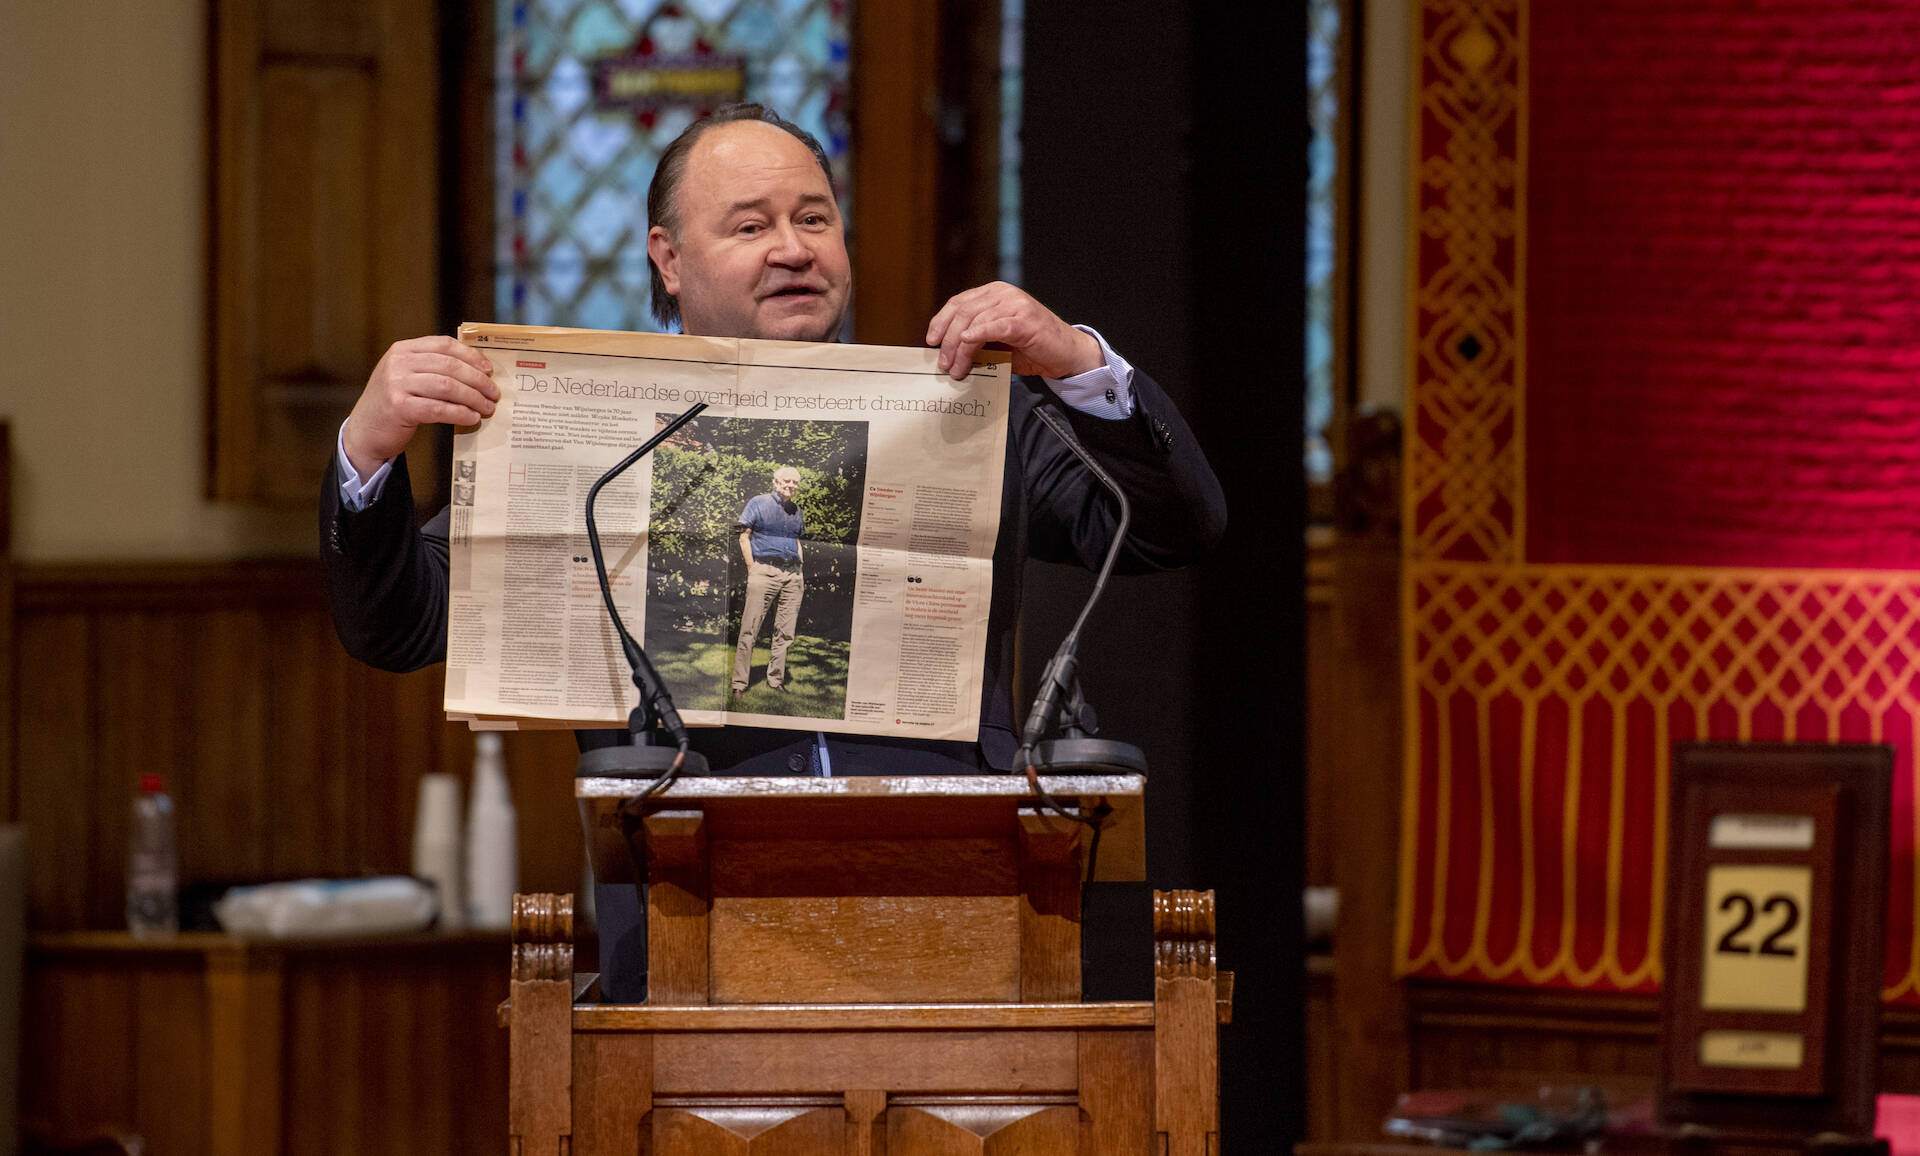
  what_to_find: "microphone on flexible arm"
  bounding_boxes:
[574,400,712,796]
[1016,402,1148,880]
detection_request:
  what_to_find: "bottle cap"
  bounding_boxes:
[139,773,165,793]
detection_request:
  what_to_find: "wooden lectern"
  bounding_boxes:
[504,773,1231,1154]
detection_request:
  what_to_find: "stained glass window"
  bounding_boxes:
[496,0,852,332]
[999,0,1023,285]
[1305,0,1341,485]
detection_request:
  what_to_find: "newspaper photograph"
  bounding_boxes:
[442,323,1011,743]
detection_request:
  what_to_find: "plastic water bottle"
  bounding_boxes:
[464,732,518,930]
[127,773,177,937]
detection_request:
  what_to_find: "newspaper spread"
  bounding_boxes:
[444,323,1011,743]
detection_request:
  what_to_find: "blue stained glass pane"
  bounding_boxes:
[1304,0,1342,485]
[999,0,1023,286]
[533,158,586,213]
[615,250,652,292]
[650,106,698,148]
[729,0,778,51]
[521,93,557,155]
[799,7,829,57]
[568,2,632,56]
[577,281,629,330]
[649,11,697,53]
[524,291,552,327]
[546,55,590,119]
[523,14,558,74]
[764,55,803,115]
[567,116,629,170]
[618,146,655,198]
[543,238,587,302]
[1308,21,1335,87]
[574,186,640,258]
[686,0,740,25]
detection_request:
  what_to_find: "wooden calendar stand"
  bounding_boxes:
[504,773,1231,1154]
[1655,743,1892,1156]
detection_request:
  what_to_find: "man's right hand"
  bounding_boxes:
[342,336,499,479]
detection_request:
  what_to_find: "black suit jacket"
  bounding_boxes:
[320,369,1225,773]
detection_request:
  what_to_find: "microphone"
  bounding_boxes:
[1016,403,1148,880]
[575,401,712,793]
[1017,403,1148,775]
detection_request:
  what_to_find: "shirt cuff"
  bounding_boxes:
[336,419,394,513]
[1041,325,1136,419]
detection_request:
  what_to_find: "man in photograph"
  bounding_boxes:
[733,465,805,696]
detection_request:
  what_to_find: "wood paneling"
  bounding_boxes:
[24,934,508,1156]
[6,558,581,1151]
[210,0,440,506]
[573,1032,654,1155]
[709,895,1023,1004]
[1305,957,1335,1142]
[1305,526,1337,891]
[1353,981,1920,1115]
[1,424,13,822]
[17,609,96,930]
[1079,1031,1155,1155]
[850,0,941,348]
[653,1102,843,1153]
[1325,535,1409,1139]
[1303,528,1412,1142]
[650,1031,1079,1095]
[9,560,586,931]
[888,1101,1080,1152]
[1405,983,1661,1103]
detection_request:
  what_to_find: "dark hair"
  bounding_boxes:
[646,103,836,328]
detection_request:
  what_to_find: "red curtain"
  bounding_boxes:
[1400,0,1920,998]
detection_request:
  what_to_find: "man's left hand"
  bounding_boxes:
[925,281,1103,382]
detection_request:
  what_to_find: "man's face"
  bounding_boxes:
[773,470,800,502]
[647,121,852,342]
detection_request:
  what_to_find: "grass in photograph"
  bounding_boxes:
[647,630,850,719]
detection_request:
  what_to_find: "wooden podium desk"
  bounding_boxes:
[508,772,1232,1155]
[25,929,508,1156]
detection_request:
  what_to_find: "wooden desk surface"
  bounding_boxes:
[28,928,507,958]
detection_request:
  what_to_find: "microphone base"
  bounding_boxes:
[575,744,710,779]
[1030,737,1148,775]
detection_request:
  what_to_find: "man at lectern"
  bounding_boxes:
[321,102,1226,779]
